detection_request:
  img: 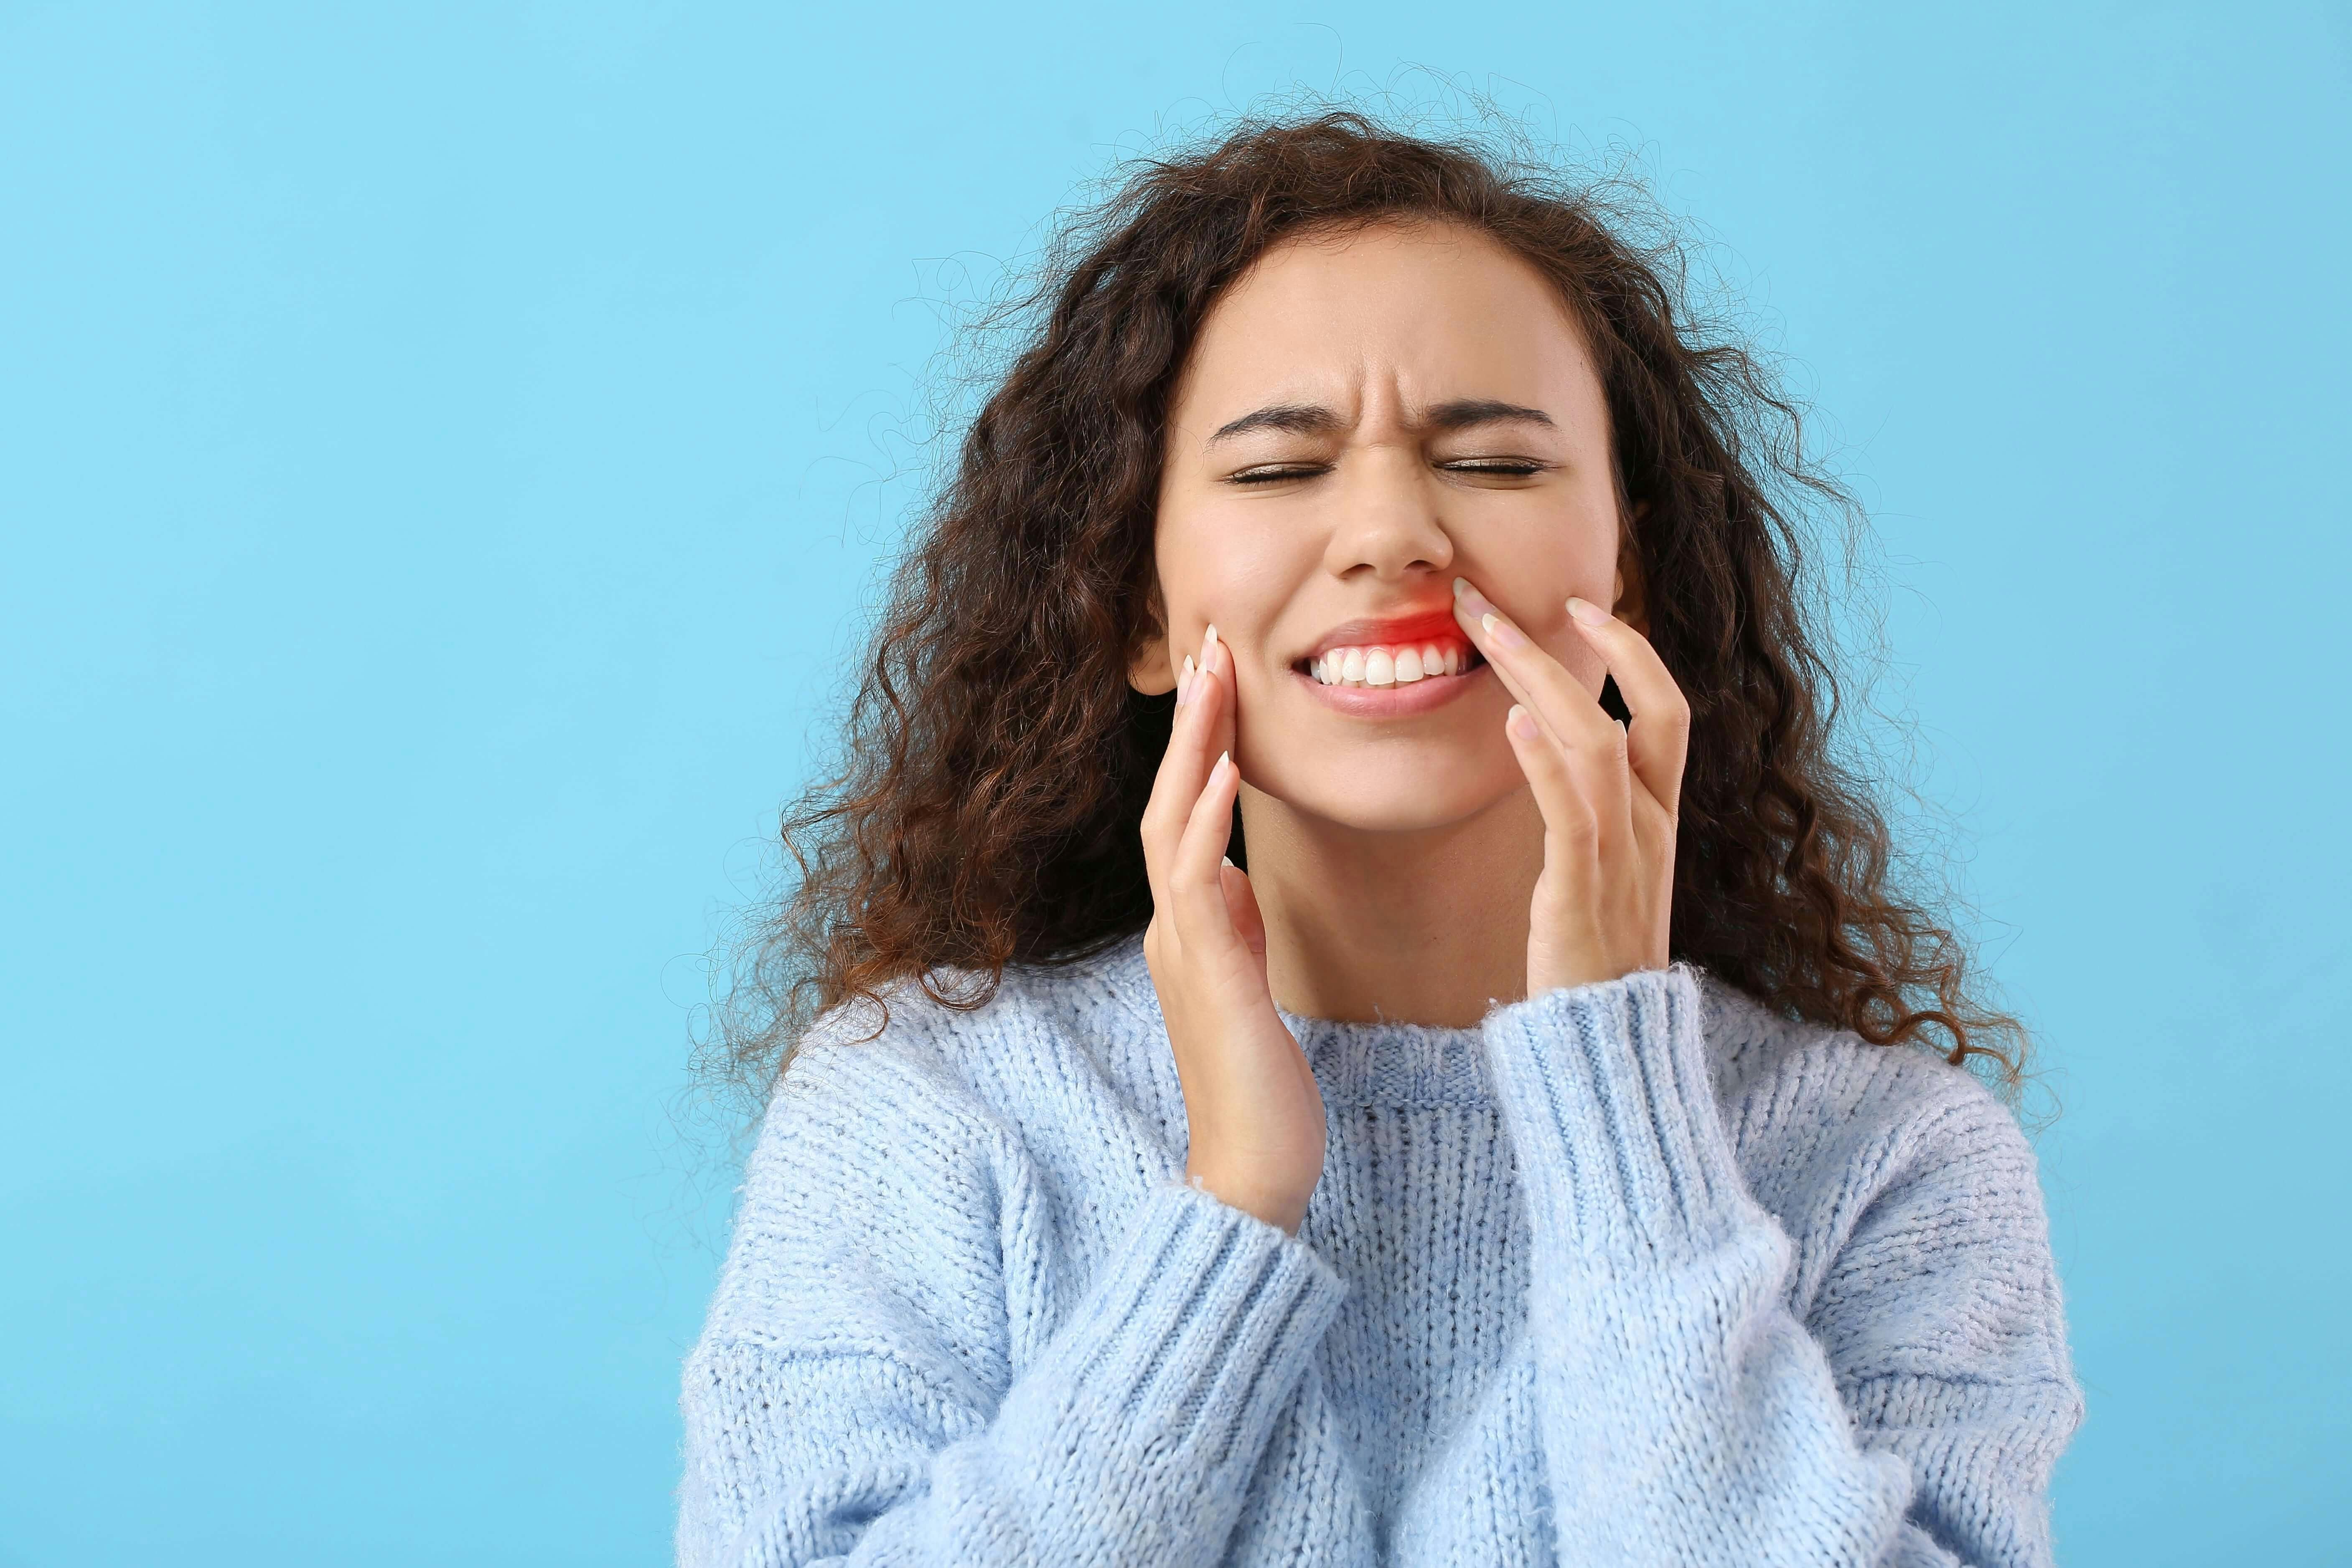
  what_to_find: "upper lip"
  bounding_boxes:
[1297,607,1470,664]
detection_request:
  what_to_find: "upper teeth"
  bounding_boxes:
[1311,641,1469,687]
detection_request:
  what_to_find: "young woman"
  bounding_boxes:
[679,114,2081,1566]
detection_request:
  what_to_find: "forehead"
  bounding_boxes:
[1174,219,1599,421]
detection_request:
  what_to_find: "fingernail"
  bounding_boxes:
[1452,576,1471,598]
[1221,855,1235,868]
[1508,704,1540,741]
[1202,623,1218,666]
[1211,750,1232,783]
[1480,611,1527,650]
[1568,596,1608,627]
[1176,653,1195,705]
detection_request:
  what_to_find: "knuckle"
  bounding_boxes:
[1546,790,1600,842]
[1559,729,1619,770]
[1546,827,1599,870]
[1524,742,1573,788]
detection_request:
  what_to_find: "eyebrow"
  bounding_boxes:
[1424,397,1555,432]
[1207,403,1345,444]
[1205,397,1555,445]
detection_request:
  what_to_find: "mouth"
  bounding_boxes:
[1292,610,1487,690]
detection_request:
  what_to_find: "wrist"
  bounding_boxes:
[1183,1161,1311,1234]
[1527,962,1606,996]
[1525,954,1666,998]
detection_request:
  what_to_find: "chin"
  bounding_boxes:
[1248,752,1525,837]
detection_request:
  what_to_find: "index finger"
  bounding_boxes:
[1450,578,1622,758]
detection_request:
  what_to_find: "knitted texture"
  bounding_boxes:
[678,938,2080,1566]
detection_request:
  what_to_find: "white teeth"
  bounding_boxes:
[1309,640,1473,688]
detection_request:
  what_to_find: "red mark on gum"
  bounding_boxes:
[1302,610,1472,662]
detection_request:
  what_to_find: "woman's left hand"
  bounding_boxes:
[1453,577,1691,999]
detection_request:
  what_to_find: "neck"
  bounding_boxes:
[1237,784,1542,1029]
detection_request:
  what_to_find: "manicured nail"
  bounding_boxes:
[1452,576,1471,598]
[1176,653,1195,705]
[1568,596,1609,627]
[1221,855,1235,868]
[1508,704,1541,741]
[1202,623,1218,668]
[1210,750,1232,784]
[1480,611,1527,650]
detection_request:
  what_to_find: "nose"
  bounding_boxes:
[1319,445,1455,583]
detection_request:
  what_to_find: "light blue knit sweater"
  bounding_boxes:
[677,937,2080,1566]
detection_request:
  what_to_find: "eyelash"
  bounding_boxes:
[1227,459,1549,485]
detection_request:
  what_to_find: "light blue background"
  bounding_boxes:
[3,3,2345,1563]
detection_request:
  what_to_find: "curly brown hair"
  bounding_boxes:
[706,110,2025,1100]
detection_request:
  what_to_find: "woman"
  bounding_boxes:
[679,113,2080,1566]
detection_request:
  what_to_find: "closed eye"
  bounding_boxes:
[1226,463,1330,485]
[1226,456,1554,485]
[1440,458,1550,478]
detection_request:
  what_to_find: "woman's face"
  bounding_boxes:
[1145,219,1634,835]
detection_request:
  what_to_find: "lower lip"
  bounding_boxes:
[1292,663,1492,717]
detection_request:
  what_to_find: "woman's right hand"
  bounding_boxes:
[1139,623,1327,1234]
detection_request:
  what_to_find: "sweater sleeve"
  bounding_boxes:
[674,1032,1348,1568]
[1480,966,2080,1568]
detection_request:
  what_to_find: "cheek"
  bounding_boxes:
[1491,500,1621,693]
[1158,498,1311,629]
[1485,561,1618,696]
[1555,630,1610,699]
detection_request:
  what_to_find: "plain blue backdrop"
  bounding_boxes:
[3,3,2346,1563]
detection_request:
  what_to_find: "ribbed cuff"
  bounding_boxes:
[1045,1179,1346,1477]
[1482,965,1750,1257]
